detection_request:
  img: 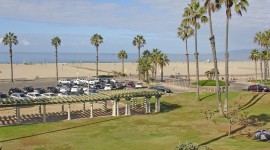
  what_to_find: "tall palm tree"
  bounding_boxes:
[249,49,260,81]
[254,31,264,81]
[177,23,194,85]
[51,36,61,81]
[117,50,128,75]
[2,32,18,82]
[150,48,161,80]
[157,53,169,82]
[132,35,146,80]
[90,34,103,77]
[204,0,223,115]
[182,1,208,101]
[220,0,249,115]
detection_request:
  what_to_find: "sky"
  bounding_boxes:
[0,0,269,54]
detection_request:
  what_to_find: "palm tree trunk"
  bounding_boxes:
[10,44,13,82]
[224,15,229,115]
[55,46,58,81]
[185,39,190,85]
[138,47,141,80]
[96,46,99,77]
[194,24,200,101]
[255,60,258,81]
[161,65,164,82]
[207,6,223,115]
[155,63,157,80]
[122,59,124,74]
[260,57,263,82]
[264,60,267,81]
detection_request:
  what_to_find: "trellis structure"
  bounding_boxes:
[0,89,162,124]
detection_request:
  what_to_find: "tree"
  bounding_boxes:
[254,31,264,81]
[204,0,223,115]
[150,48,161,80]
[51,36,61,81]
[157,53,169,82]
[90,33,103,77]
[137,50,152,81]
[249,49,260,81]
[182,1,208,101]
[219,0,249,115]
[117,50,128,75]
[132,35,146,80]
[2,32,18,82]
[177,23,194,85]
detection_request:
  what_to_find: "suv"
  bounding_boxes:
[22,86,34,94]
[47,86,59,93]
[248,84,269,92]
[10,93,29,100]
[58,79,72,84]
[8,88,22,95]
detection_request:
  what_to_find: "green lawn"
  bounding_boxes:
[1,92,270,150]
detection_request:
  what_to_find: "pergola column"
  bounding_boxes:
[90,101,93,118]
[116,99,119,116]
[125,99,131,115]
[112,100,116,116]
[67,103,71,120]
[15,106,21,124]
[155,96,161,113]
[43,104,46,122]
[145,97,151,114]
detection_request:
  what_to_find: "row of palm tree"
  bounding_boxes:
[179,0,248,116]
[253,29,270,81]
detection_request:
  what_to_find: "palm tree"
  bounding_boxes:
[2,32,18,82]
[254,31,264,81]
[51,36,61,81]
[117,50,128,75]
[157,53,169,82]
[150,48,161,80]
[90,33,103,77]
[220,0,249,115]
[137,50,152,81]
[177,23,194,85]
[204,0,223,115]
[132,35,146,80]
[249,49,260,81]
[182,1,208,101]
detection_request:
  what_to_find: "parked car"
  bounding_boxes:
[126,82,135,88]
[135,82,144,88]
[27,92,45,99]
[33,88,46,94]
[10,93,29,100]
[58,92,70,97]
[22,86,34,94]
[84,89,98,95]
[42,93,58,98]
[71,85,83,93]
[149,86,172,93]
[0,92,8,98]
[58,79,72,84]
[248,84,269,92]
[47,86,59,93]
[73,79,83,85]
[104,84,112,91]
[8,88,22,95]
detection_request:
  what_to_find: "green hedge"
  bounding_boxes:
[192,80,226,86]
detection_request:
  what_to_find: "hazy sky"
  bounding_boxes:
[0,0,269,54]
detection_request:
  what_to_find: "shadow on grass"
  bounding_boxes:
[159,102,181,113]
[200,93,216,101]
[249,114,270,126]
[0,116,129,143]
[240,93,267,110]
[199,126,246,146]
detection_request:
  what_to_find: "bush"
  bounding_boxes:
[175,142,199,150]
[192,80,226,86]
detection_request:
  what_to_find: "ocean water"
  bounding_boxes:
[0,52,250,64]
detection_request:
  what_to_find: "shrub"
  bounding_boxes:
[175,142,199,150]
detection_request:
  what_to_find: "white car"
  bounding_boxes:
[58,92,69,97]
[27,92,45,99]
[135,82,143,88]
[10,93,29,100]
[71,86,83,93]
[42,93,58,98]
[58,79,72,84]
[104,84,112,91]
[73,79,83,85]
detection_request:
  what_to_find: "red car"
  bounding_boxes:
[248,84,269,92]
[126,82,135,88]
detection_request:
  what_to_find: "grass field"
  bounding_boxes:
[0,92,270,150]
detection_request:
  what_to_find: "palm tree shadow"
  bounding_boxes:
[200,93,215,101]
[240,93,267,110]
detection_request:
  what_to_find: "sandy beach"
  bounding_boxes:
[0,61,257,81]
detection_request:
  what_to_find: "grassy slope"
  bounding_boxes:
[1,92,270,150]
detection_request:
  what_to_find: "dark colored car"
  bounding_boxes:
[34,88,46,94]
[22,86,34,93]
[126,81,135,88]
[8,88,22,95]
[248,84,269,92]
[47,86,59,93]
[0,92,8,98]
[149,86,172,93]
